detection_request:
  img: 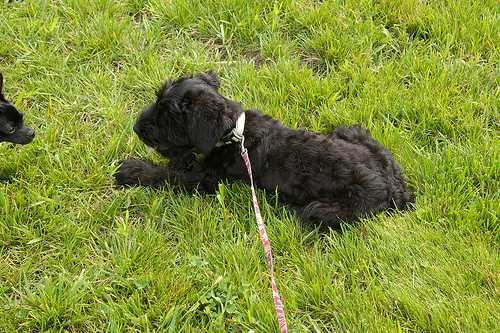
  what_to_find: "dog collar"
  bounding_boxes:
[216,112,245,147]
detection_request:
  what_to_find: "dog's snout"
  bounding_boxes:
[26,128,35,138]
[133,124,140,136]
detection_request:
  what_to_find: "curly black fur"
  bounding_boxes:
[116,72,414,229]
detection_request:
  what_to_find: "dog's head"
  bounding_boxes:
[133,72,243,157]
[0,73,35,145]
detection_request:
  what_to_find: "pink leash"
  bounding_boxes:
[240,139,289,333]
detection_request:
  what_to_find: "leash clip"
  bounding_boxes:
[240,135,247,156]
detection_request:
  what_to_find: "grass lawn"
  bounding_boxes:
[0,0,498,331]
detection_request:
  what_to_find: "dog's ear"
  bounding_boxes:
[198,71,220,89]
[185,91,232,155]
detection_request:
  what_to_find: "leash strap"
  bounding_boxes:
[240,140,289,333]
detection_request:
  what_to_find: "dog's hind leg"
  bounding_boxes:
[294,200,356,230]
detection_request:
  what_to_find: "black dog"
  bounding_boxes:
[116,72,413,228]
[0,73,35,145]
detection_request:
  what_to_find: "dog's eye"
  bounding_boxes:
[7,127,15,134]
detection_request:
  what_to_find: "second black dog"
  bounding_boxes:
[0,73,35,145]
[116,72,414,229]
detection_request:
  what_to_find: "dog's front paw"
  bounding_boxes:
[115,159,153,186]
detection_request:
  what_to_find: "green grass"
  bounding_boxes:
[0,0,498,331]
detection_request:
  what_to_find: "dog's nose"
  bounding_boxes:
[26,128,35,138]
[133,124,139,135]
